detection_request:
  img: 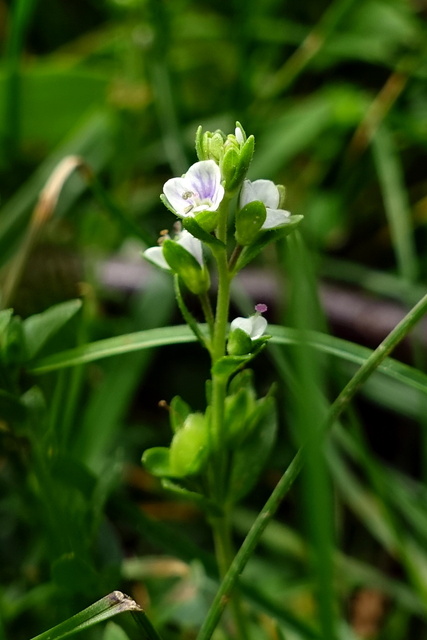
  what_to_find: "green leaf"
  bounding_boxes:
[29,323,427,409]
[142,447,171,477]
[30,325,200,374]
[161,479,221,515]
[211,354,252,378]
[229,368,255,394]
[182,216,224,247]
[233,215,304,272]
[23,299,82,360]
[224,387,255,445]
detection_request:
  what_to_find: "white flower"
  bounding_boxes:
[144,229,203,271]
[240,179,291,230]
[230,304,268,340]
[163,160,225,218]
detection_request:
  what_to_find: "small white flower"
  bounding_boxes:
[230,304,268,340]
[240,179,291,230]
[144,229,203,271]
[163,160,225,218]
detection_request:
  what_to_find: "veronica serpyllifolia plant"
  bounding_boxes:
[142,123,303,637]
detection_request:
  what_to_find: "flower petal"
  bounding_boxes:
[185,160,224,211]
[230,317,254,336]
[163,176,192,216]
[262,208,291,230]
[163,160,224,217]
[239,180,257,209]
[249,314,268,339]
[230,314,267,339]
[143,246,170,271]
[177,230,204,266]
[249,179,280,209]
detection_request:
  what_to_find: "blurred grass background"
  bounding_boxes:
[2,0,427,639]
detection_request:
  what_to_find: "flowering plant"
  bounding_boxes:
[142,123,303,637]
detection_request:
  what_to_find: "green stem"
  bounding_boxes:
[210,202,232,492]
[206,199,250,638]
[197,289,427,640]
[199,291,215,337]
[210,513,249,640]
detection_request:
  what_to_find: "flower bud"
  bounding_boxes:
[227,304,269,356]
[195,123,255,195]
[170,412,209,477]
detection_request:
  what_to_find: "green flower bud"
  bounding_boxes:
[227,305,269,355]
[195,126,226,163]
[195,123,255,194]
[170,412,209,477]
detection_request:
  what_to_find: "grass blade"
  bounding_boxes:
[29,324,427,402]
[29,592,158,640]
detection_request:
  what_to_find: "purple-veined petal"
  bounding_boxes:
[162,160,224,217]
[163,177,192,217]
[185,160,224,211]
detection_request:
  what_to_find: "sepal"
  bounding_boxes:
[142,447,171,477]
[182,216,224,246]
[162,239,210,294]
[235,200,266,246]
[233,215,304,273]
